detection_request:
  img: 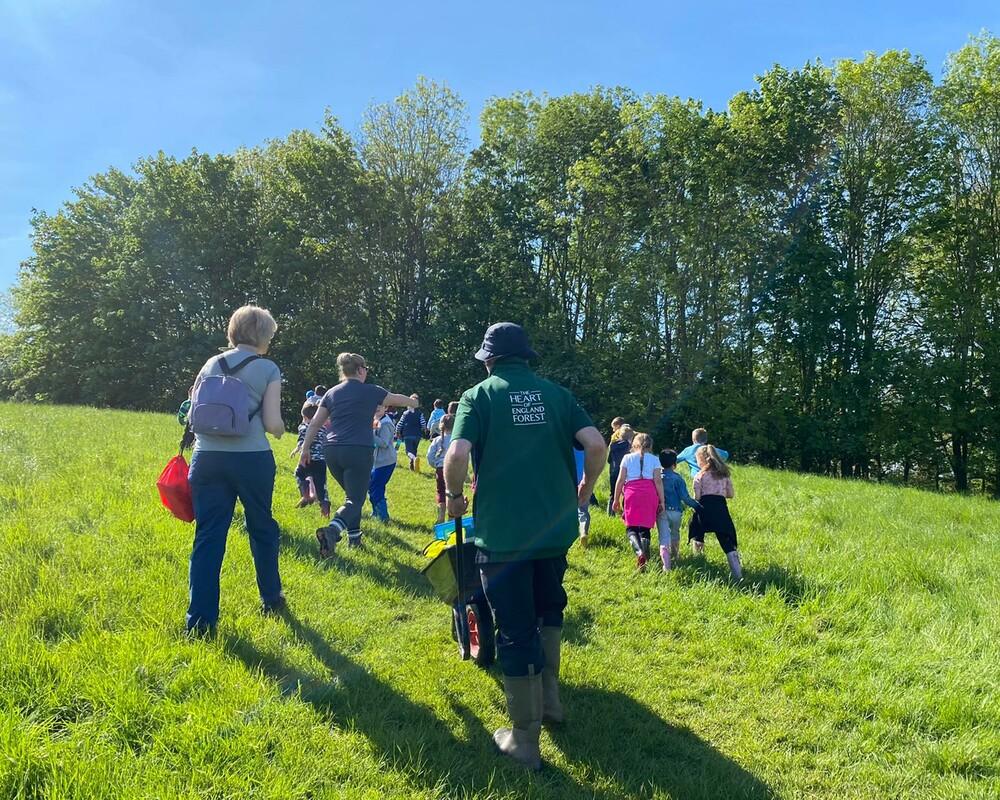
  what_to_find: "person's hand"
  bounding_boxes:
[612,496,622,513]
[299,450,312,468]
[658,500,665,514]
[447,493,468,519]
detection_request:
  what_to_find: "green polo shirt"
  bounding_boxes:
[452,359,593,560]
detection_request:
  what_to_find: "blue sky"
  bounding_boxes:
[1,0,997,292]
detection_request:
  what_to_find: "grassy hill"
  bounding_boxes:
[0,402,997,800]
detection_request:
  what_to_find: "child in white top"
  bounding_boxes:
[612,432,665,571]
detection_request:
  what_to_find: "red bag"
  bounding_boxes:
[157,454,195,523]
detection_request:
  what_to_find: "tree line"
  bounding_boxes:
[2,35,999,496]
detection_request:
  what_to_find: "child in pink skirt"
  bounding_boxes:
[612,432,665,571]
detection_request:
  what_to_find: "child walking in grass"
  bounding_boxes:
[689,444,742,579]
[606,424,634,516]
[426,414,454,523]
[369,404,397,522]
[677,427,729,477]
[291,403,330,517]
[613,432,665,572]
[656,449,702,571]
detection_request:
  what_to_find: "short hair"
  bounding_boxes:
[611,417,625,429]
[693,427,708,444]
[433,399,445,409]
[618,424,635,442]
[659,449,678,469]
[447,401,459,414]
[441,413,455,433]
[301,403,318,420]
[337,353,366,379]
[227,305,277,349]
[314,385,327,396]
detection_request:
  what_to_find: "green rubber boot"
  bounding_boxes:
[494,672,543,771]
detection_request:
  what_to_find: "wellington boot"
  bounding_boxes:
[414,456,421,474]
[726,549,743,580]
[660,545,671,571]
[494,673,543,771]
[540,627,564,725]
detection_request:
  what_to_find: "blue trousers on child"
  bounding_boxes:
[369,463,396,520]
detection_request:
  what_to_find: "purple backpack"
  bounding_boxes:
[189,354,262,437]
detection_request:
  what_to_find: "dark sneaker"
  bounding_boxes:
[320,501,331,519]
[261,593,287,616]
[347,530,363,549]
[185,622,217,640]
[316,525,342,558]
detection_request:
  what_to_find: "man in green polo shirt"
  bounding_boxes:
[444,322,605,770]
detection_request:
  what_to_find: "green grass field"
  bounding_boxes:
[1,403,998,799]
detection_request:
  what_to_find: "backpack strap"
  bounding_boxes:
[218,354,262,376]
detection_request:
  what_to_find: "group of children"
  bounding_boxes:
[288,384,741,578]
[291,387,461,527]
[598,420,742,578]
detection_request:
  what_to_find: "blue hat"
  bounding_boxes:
[305,390,315,398]
[474,322,539,362]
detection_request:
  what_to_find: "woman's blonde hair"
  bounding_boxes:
[337,352,367,379]
[227,305,277,349]
[697,444,730,477]
[618,424,635,442]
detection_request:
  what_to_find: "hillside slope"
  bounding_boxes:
[0,403,997,799]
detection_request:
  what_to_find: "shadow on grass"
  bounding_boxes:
[562,606,595,647]
[673,555,814,605]
[550,684,775,800]
[279,526,437,601]
[223,612,773,799]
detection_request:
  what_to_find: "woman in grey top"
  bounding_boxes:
[186,306,285,635]
[299,353,416,552]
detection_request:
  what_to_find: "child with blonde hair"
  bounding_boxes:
[612,432,665,571]
[689,444,742,579]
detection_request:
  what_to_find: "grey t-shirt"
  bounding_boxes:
[193,349,281,453]
[322,380,389,447]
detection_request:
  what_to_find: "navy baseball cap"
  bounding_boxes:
[474,322,539,362]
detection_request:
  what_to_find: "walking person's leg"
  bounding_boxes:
[187,451,237,633]
[336,446,375,546]
[607,468,619,515]
[316,446,347,556]
[479,558,544,770]
[311,461,330,518]
[368,464,393,521]
[293,464,313,507]
[532,555,569,725]
[233,451,284,612]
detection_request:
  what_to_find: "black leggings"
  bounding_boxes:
[323,445,375,532]
[626,526,651,556]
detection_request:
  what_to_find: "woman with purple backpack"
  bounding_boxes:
[184,305,286,636]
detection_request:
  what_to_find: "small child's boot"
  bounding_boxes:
[660,545,671,571]
[296,481,313,508]
[414,456,421,474]
[726,549,743,580]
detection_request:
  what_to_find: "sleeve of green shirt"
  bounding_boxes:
[452,391,480,444]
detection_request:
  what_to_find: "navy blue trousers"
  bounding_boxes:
[187,449,282,630]
[479,554,568,676]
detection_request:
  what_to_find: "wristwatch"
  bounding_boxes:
[445,490,464,500]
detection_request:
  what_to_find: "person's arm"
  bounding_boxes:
[444,438,473,518]
[298,404,330,465]
[725,477,735,499]
[373,420,393,450]
[385,393,418,408]
[679,476,702,510]
[612,468,627,512]
[260,380,284,438]
[427,437,441,466]
[693,473,703,501]
[575,426,605,508]
[654,468,665,512]
[718,447,730,461]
